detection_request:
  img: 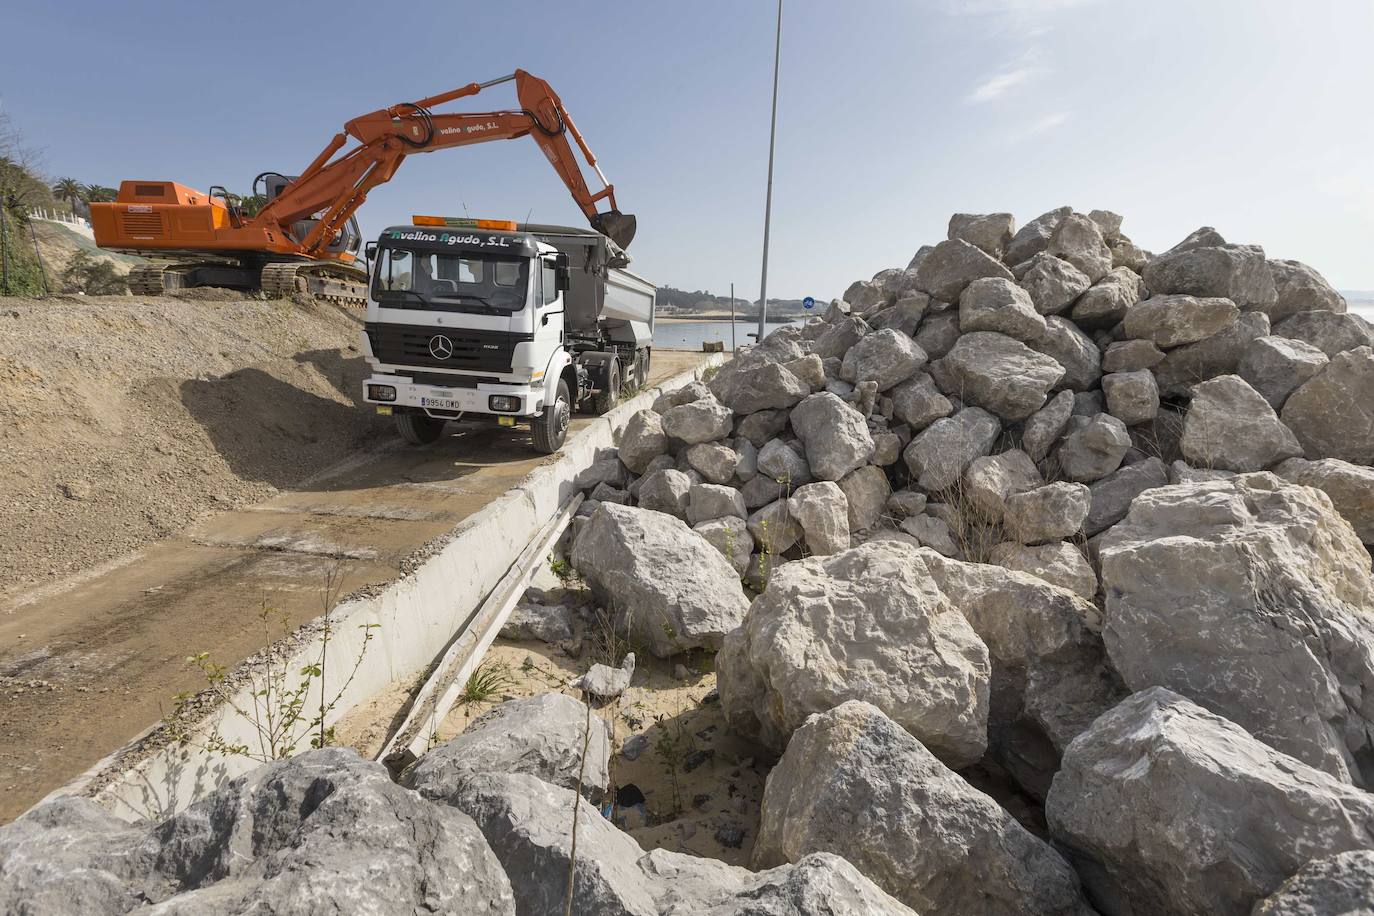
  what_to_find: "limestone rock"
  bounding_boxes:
[1142,242,1278,313]
[754,701,1094,916]
[577,457,629,492]
[904,407,1002,492]
[1101,370,1159,426]
[840,327,927,391]
[890,371,954,430]
[1047,212,1112,282]
[812,315,868,361]
[1124,294,1240,348]
[1088,208,1123,241]
[652,381,710,413]
[1273,456,1374,543]
[684,442,738,484]
[1071,267,1144,329]
[1252,850,1374,916]
[748,498,804,555]
[1101,339,1164,373]
[914,310,962,359]
[1004,482,1091,544]
[661,395,734,445]
[1180,375,1302,472]
[1282,347,1374,464]
[990,541,1098,599]
[913,238,1015,302]
[899,513,961,557]
[1029,316,1101,392]
[694,516,754,574]
[1021,253,1093,315]
[733,438,758,482]
[636,468,693,519]
[1097,475,1374,784]
[963,449,1044,522]
[782,353,826,392]
[1056,414,1131,482]
[789,392,875,481]
[1083,456,1168,537]
[572,503,750,657]
[787,481,850,555]
[740,473,784,510]
[572,653,636,701]
[1021,389,1075,462]
[757,438,812,487]
[1274,310,1374,357]
[404,693,611,802]
[837,465,891,532]
[1047,688,1374,916]
[500,601,581,650]
[1005,206,1073,265]
[1238,335,1329,409]
[709,360,808,415]
[949,211,1016,258]
[718,540,990,764]
[1267,258,1347,321]
[618,410,668,474]
[959,276,1047,341]
[686,482,748,524]
[932,332,1065,421]
[1152,309,1271,397]
[734,407,790,447]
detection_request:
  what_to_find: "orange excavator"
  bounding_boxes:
[90,70,635,305]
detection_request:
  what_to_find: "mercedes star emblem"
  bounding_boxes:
[428,335,454,360]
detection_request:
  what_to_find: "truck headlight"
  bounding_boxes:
[488,395,520,412]
[368,384,397,402]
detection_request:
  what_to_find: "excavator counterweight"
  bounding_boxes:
[91,70,634,305]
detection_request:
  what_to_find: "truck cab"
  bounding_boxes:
[360,217,654,453]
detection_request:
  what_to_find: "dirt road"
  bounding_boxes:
[0,343,705,822]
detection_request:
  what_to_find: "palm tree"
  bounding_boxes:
[84,184,117,203]
[53,177,84,214]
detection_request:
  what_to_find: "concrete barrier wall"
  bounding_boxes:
[79,354,723,821]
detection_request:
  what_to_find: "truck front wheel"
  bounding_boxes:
[395,411,446,445]
[533,380,571,454]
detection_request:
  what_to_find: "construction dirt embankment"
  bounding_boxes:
[0,290,707,821]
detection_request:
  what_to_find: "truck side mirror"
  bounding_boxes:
[554,253,571,292]
[365,241,377,261]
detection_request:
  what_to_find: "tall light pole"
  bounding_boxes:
[756,0,783,343]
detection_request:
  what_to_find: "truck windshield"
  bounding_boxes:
[372,247,529,313]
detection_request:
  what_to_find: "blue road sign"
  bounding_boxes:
[803,296,815,309]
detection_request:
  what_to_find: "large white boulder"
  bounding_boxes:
[572,503,750,658]
[788,392,875,481]
[1047,688,1374,916]
[754,701,1095,916]
[1097,474,1374,784]
[718,540,990,766]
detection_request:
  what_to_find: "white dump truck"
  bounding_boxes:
[360,217,655,453]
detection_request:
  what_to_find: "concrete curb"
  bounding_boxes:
[69,353,724,821]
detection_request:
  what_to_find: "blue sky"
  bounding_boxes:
[4,0,1373,299]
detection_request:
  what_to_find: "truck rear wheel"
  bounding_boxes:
[396,411,446,445]
[533,380,571,454]
[593,359,621,415]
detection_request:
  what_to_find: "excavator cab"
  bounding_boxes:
[260,173,361,257]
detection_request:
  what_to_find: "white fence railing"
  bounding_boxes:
[27,208,94,238]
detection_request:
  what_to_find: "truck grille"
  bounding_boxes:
[119,211,164,236]
[365,323,532,373]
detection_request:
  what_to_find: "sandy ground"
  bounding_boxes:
[0,291,387,598]
[337,562,770,866]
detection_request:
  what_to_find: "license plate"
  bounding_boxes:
[497,416,516,427]
[421,397,463,410]
[375,405,393,415]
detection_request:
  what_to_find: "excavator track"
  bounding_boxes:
[127,263,192,296]
[260,261,369,309]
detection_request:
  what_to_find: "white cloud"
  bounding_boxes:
[967,65,1038,102]
[1009,110,1070,140]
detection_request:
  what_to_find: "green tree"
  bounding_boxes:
[84,184,118,203]
[61,250,127,295]
[240,193,268,217]
[53,177,85,214]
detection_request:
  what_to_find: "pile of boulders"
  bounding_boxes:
[0,693,914,915]
[557,208,1374,913]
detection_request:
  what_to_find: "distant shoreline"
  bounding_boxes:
[656,314,808,323]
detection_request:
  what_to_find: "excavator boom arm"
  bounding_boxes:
[256,70,633,253]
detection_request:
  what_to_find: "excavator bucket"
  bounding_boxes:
[591,210,637,250]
